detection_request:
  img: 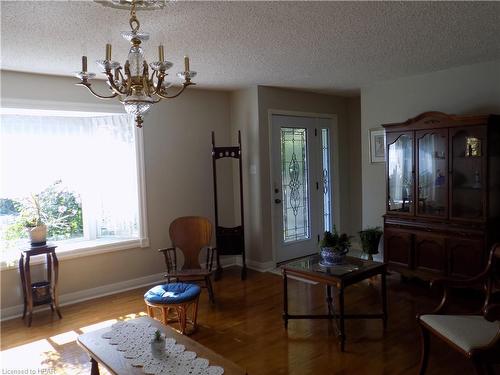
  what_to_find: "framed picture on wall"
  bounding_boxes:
[370,128,385,163]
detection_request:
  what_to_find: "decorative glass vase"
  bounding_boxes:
[151,339,166,358]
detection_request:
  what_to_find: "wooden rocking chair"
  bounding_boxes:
[159,216,217,303]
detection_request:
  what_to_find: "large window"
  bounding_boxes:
[0,108,147,265]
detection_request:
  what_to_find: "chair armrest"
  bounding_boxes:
[158,247,177,273]
[430,273,488,290]
[158,247,176,253]
[484,304,500,322]
[425,273,488,315]
[206,247,217,272]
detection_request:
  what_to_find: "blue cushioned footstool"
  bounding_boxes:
[144,283,201,334]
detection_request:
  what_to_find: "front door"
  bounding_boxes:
[271,114,335,263]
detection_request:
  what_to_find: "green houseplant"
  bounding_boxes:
[319,227,351,265]
[6,181,83,245]
[358,227,383,260]
[21,194,47,245]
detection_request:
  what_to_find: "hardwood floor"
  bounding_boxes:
[0,266,492,374]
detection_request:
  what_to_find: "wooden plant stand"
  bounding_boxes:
[19,244,62,326]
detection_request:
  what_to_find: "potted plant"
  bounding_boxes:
[22,194,47,246]
[151,329,165,357]
[319,227,351,265]
[358,227,383,260]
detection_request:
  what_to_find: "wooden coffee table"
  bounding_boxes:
[77,316,246,375]
[282,255,388,351]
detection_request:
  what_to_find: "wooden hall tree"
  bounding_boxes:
[211,131,247,280]
[382,112,500,280]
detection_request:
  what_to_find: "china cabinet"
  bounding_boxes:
[383,112,500,279]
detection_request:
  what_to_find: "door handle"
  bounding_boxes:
[275,198,282,204]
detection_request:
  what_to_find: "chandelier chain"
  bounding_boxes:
[129,1,140,32]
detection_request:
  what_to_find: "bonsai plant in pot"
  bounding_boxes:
[8,181,84,248]
[151,329,165,358]
[319,227,351,266]
[358,227,383,260]
[22,194,47,246]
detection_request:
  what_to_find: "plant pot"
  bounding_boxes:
[361,253,374,261]
[151,339,166,358]
[359,230,383,256]
[27,224,47,246]
[320,246,349,266]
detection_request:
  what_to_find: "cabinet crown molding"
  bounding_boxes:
[382,112,497,132]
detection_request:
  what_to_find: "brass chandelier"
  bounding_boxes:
[74,0,196,128]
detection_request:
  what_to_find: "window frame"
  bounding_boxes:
[0,104,149,271]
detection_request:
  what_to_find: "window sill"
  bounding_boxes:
[0,237,150,271]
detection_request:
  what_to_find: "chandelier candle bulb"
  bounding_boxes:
[82,56,88,72]
[184,56,190,72]
[106,43,112,60]
[158,45,164,62]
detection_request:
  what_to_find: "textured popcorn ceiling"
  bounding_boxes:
[1,1,499,95]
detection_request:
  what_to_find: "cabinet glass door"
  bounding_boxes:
[387,132,414,214]
[450,126,487,220]
[417,130,448,217]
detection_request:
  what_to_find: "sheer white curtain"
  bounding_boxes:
[388,136,412,208]
[0,112,139,240]
[419,135,437,202]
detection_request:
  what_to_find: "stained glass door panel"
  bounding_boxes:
[281,127,310,242]
[387,133,414,214]
[417,130,448,217]
[321,128,332,233]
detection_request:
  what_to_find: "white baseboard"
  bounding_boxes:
[1,257,245,322]
[216,254,275,273]
[238,258,275,272]
[217,255,239,268]
[0,272,167,322]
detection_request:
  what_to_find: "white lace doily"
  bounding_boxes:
[101,321,224,375]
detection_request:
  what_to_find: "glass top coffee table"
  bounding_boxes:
[282,254,388,351]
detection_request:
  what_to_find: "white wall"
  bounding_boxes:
[229,88,260,265]
[361,59,500,228]
[347,97,362,237]
[0,70,234,315]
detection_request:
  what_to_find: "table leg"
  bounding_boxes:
[52,252,62,319]
[338,286,345,352]
[283,270,288,329]
[381,271,388,330]
[326,285,333,318]
[46,253,55,312]
[90,357,100,375]
[46,253,52,286]
[19,254,27,320]
[24,255,33,327]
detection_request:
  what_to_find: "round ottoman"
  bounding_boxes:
[144,283,201,335]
